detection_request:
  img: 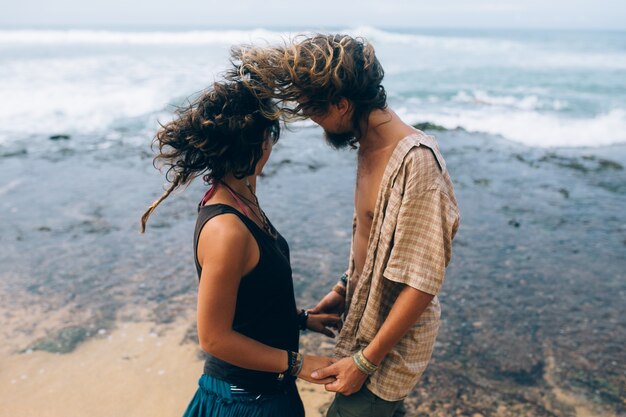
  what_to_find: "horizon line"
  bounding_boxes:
[0,25,625,33]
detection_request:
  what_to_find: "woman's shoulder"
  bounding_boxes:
[198,207,250,241]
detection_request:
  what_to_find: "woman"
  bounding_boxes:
[141,81,339,416]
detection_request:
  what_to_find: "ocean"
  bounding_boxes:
[0,27,624,416]
[1,27,625,150]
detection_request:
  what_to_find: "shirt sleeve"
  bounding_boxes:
[382,187,460,296]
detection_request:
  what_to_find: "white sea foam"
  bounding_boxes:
[397,107,626,148]
[0,55,224,143]
[451,90,567,111]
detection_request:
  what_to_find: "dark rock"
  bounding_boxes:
[508,219,521,228]
[499,361,545,385]
[413,122,448,131]
[597,158,623,171]
[540,153,624,173]
[49,134,71,141]
[29,326,89,353]
[0,149,28,158]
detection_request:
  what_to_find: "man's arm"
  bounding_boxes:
[363,285,433,365]
[311,285,433,395]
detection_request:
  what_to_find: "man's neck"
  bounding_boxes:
[357,108,416,155]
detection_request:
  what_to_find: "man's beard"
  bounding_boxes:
[324,129,356,149]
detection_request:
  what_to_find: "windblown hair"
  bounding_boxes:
[140,81,280,232]
[229,34,387,142]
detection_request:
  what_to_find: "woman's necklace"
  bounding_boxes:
[220,179,277,239]
[244,178,277,239]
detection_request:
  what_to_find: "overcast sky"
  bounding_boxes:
[2,0,626,31]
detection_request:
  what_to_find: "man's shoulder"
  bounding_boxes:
[402,134,443,172]
[396,133,450,194]
[403,131,444,164]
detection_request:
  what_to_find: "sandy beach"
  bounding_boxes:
[0,309,619,417]
[0,306,335,417]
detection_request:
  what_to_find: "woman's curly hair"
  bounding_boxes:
[141,81,280,232]
[229,34,387,143]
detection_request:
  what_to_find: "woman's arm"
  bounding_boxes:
[196,214,334,382]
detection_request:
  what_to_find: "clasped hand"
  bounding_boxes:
[311,356,368,395]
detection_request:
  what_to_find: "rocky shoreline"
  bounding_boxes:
[1,126,624,416]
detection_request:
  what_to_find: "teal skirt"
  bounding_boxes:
[182,374,305,417]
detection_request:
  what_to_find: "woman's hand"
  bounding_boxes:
[298,355,337,384]
[307,313,342,337]
[310,289,346,316]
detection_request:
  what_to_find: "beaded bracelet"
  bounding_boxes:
[291,352,304,377]
[278,351,304,381]
[283,350,297,376]
[352,349,378,375]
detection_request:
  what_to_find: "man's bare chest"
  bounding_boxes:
[355,150,394,230]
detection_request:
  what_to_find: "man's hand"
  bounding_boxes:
[311,356,368,395]
[310,289,346,315]
[307,313,343,337]
[298,355,337,384]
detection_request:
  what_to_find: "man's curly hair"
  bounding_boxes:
[141,81,280,232]
[229,34,387,143]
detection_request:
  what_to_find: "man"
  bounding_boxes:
[232,34,460,417]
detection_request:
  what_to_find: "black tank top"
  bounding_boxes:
[193,203,299,394]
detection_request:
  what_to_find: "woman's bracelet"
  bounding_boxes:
[297,309,309,330]
[291,352,304,377]
[280,350,302,379]
[352,349,378,375]
[282,350,303,377]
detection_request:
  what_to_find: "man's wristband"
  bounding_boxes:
[332,273,349,297]
[340,273,348,286]
[332,283,346,298]
[352,349,378,375]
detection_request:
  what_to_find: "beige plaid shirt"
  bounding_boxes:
[335,132,460,401]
